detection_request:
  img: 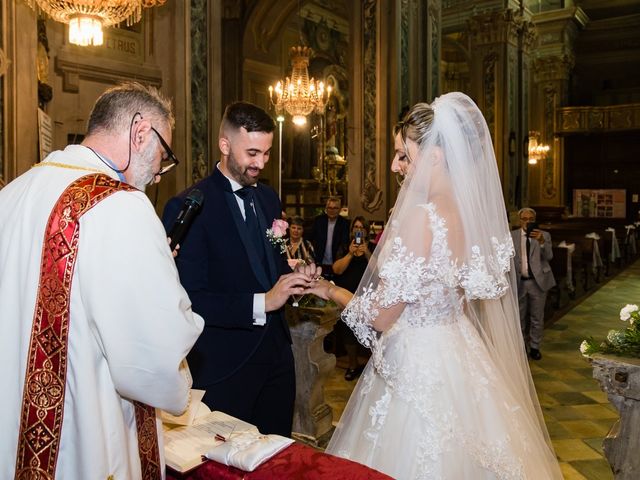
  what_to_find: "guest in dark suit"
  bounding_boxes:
[311,196,350,279]
[511,207,556,360]
[162,102,314,436]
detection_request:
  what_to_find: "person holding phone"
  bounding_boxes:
[332,216,373,380]
[511,207,555,360]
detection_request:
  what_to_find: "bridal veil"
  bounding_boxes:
[337,92,561,478]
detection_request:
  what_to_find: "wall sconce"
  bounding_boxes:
[527,130,550,165]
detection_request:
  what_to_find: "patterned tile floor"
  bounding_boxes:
[324,260,640,479]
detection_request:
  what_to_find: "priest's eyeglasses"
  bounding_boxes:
[151,126,179,176]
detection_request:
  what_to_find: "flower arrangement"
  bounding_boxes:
[580,304,640,358]
[266,219,288,254]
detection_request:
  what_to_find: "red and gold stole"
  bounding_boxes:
[14,174,161,480]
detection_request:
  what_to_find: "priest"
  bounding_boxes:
[0,82,203,479]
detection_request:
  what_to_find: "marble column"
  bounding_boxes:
[529,7,588,207]
[468,8,535,210]
[189,0,211,184]
[349,0,442,221]
[286,303,339,447]
[400,0,441,109]
[1,1,38,183]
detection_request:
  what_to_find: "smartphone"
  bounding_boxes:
[355,231,363,245]
[526,222,539,237]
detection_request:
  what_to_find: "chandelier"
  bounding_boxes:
[527,130,550,165]
[269,46,331,126]
[25,0,167,47]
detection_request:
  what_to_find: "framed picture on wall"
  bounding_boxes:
[573,189,626,218]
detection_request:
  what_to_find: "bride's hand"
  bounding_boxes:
[305,278,333,300]
[295,261,322,280]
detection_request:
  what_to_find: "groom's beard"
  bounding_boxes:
[227,149,259,187]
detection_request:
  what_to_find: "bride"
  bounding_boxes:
[307,93,562,479]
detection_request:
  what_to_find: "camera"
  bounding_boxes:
[525,222,539,237]
[354,231,363,245]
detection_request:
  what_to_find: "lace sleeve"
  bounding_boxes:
[458,234,514,300]
[341,237,429,348]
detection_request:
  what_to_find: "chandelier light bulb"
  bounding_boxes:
[69,15,104,46]
[292,115,307,126]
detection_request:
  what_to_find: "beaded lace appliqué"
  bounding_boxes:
[342,202,514,346]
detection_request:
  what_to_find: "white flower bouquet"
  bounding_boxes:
[580,304,640,358]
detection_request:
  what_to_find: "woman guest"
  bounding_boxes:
[286,216,315,265]
[332,216,373,380]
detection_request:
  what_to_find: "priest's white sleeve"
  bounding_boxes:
[77,190,204,415]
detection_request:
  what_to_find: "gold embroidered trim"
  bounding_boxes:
[32,161,107,174]
[14,174,161,480]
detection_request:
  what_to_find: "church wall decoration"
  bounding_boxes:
[361,0,383,213]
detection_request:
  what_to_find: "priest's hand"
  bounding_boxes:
[167,237,179,258]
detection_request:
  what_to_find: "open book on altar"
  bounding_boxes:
[162,405,294,473]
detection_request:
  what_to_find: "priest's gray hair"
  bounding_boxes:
[87,82,174,136]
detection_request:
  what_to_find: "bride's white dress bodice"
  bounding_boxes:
[343,203,512,346]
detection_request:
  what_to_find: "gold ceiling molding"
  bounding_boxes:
[556,104,640,134]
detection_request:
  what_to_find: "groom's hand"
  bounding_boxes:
[265,272,314,312]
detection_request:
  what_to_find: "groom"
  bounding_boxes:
[162,102,312,436]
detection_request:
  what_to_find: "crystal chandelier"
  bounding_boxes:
[25,0,167,47]
[527,130,550,165]
[269,46,331,126]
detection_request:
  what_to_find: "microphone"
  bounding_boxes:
[168,189,204,250]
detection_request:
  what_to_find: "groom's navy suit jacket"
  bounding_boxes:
[162,167,291,387]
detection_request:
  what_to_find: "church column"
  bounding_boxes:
[517,18,537,208]
[468,8,531,210]
[423,0,442,102]
[529,7,588,207]
[399,0,441,109]
[1,1,38,184]
[348,0,394,221]
[349,0,442,221]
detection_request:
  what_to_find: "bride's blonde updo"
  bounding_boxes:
[394,103,435,148]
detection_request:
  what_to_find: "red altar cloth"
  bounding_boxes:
[166,442,393,480]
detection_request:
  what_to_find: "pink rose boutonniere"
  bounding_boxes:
[266,219,288,254]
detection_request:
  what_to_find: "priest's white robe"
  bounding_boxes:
[0,145,204,479]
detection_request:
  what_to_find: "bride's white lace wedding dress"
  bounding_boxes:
[326,204,561,480]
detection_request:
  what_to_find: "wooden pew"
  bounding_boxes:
[548,245,575,308]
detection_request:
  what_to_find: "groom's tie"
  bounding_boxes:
[235,186,266,265]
